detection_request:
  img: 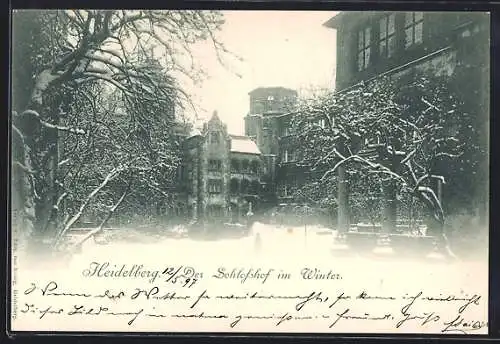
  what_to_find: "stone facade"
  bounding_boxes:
[174,12,489,229]
[181,112,263,226]
[243,87,305,207]
[325,12,488,90]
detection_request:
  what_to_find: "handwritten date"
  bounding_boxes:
[162,266,202,288]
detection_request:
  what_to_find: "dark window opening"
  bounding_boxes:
[379,13,396,58]
[208,205,223,218]
[208,159,222,172]
[208,179,223,194]
[230,178,239,194]
[404,12,424,49]
[278,183,290,197]
[251,181,260,195]
[241,159,250,172]
[250,160,260,174]
[241,179,250,194]
[280,123,291,137]
[357,26,372,71]
[231,158,240,172]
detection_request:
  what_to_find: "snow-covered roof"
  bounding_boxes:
[230,135,261,155]
[188,127,202,138]
[249,87,298,96]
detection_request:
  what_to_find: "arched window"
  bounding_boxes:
[231,158,240,172]
[230,178,239,194]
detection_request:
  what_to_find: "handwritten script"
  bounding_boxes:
[11,259,488,334]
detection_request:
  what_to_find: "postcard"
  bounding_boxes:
[10,9,490,335]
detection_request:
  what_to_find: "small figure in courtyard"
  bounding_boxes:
[254,232,262,253]
[246,202,255,229]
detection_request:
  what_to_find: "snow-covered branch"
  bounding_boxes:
[52,192,68,210]
[18,110,86,135]
[69,186,129,250]
[53,164,126,246]
[13,160,35,174]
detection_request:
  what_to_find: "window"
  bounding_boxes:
[241,159,250,172]
[251,181,260,195]
[241,179,250,194]
[379,14,396,57]
[278,179,296,197]
[404,12,424,49]
[208,205,223,218]
[278,184,289,197]
[210,132,220,144]
[230,158,240,172]
[250,160,259,174]
[207,179,223,194]
[281,149,289,163]
[208,159,222,172]
[281,149,298,163]
[253,102,264,114]
[267,95,274,101]
[281,125,291,137]
[357,26,372,71]
[230,178,239,194]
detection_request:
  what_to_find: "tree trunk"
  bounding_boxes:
[15,67,64,250]
[382,179,397,234]
[38,111,61,238]
[12,112,38,252]
[337,164,349,233]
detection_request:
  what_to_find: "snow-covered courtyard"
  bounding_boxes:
[54,221,487,269]
[14,221,489,334]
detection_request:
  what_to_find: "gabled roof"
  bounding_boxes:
[230,135,261,155]
[187,127,202,139]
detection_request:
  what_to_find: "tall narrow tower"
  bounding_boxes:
[244,87,298,208]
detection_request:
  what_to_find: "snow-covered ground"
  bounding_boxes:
[17,221,488,271]
[61,221,487,267]
[66,221,335,266]
[13,221,488,334]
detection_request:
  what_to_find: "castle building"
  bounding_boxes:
[180,112,263,226]
[171,12,488,231]
[243,87,309,206]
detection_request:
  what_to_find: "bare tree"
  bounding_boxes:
[291,72,479,258]
[11,10,230,251]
